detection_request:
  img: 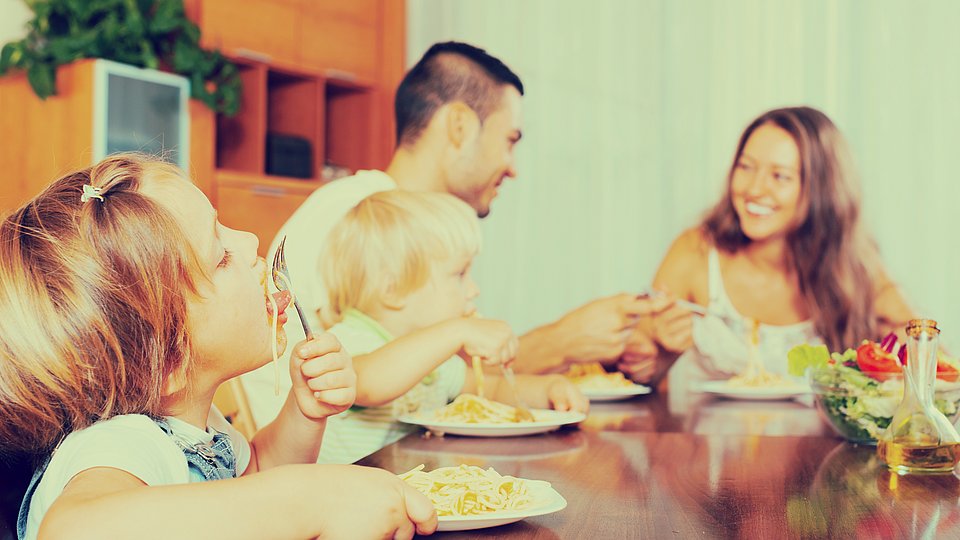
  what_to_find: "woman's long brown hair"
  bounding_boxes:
[0,154,205,453]
[701,107,879,351]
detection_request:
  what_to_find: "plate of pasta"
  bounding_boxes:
[399,464,567,531]
[697,324,810,400]
[399,394,585,437]
[566,362,651,401]
[698,375,810,401]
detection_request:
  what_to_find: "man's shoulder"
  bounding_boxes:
[304,170,396,208]
[268,170,397,254]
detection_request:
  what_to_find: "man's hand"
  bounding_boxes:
[556,293,670,364]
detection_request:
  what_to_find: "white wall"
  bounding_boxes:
[408,0,960,351]
[0,0,29,43]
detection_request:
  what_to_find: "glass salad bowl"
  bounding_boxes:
[809,366,960,445]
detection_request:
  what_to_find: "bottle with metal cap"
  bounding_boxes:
[877,319,960,474]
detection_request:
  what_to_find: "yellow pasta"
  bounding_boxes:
[433,394,535,423]
[399,464,534,516]
[565,362,635,390]
[726,318,788,387]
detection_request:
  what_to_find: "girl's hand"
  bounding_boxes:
[314,466,438,539]
[545,376,590,414]
[289,332,356,421]
[460,318,519,367]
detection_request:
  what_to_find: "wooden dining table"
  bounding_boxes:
[359,387,960,539]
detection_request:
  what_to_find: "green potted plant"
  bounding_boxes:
[0,0,241,116]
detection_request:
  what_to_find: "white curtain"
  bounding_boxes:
[407,0,960,351]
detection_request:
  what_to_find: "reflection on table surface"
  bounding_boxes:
[359,390,960,539]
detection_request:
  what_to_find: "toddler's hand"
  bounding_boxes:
[545,376,590,414]
[289,332,356,421]
[460,318,518,367]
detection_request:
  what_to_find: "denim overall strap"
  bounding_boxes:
[154,419,237,481]
[16,455,49,540]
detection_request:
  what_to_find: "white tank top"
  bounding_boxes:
[672,249,823,386]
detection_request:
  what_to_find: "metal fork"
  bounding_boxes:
[272,236,314,340]
[500,365,536,422]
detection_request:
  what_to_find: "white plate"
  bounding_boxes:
[580,384,652,402]
[697,380,811,401]
[437,479,567,531]
[398,409,586,437]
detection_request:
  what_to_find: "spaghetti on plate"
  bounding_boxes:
[433,394,535,424]
[565,362,635,390]
[399,464,534,516]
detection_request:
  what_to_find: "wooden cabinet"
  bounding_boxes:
[215,171,314,252]
[0,60,214,212]
[192,0,302,65]
[186,0,404,255]
[1,1,404,254]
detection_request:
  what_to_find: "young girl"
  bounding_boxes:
[0,154,436,539]
[644,107,914,387]
[316,190,589,464]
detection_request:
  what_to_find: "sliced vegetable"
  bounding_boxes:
[787,344,831,377]
[855,342,901,380]
[880,332,898,353]
[937,354,959,382]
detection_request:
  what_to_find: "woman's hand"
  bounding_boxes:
[617,327,662,384]
[290,332,357,421]
[459,318,519,367]
[650,294,695,354]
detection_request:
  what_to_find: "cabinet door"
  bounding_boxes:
[216,181,313,256]
[198,0,301,65]
[300,5,377,80]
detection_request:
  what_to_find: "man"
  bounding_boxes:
[244,42,666,425]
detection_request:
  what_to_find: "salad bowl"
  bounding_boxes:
[790,339,960,445]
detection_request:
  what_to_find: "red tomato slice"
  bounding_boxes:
[856,342,901,379]
[937,360,959,382]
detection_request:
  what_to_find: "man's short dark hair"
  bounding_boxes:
[394,41,524,147]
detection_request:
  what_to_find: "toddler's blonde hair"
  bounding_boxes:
[321,190,480,326]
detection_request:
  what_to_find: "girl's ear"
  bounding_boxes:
[162,362,190,398]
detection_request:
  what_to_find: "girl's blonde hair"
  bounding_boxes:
[0,154,207,453]
[321,190,481,326]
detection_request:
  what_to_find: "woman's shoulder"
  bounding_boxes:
[663,227,713,266]
[653,227,712,298]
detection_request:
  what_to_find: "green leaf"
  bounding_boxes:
[5,0,242,115]
[787,344,831,377]
[0,42,21,73]
[26,62,56,99]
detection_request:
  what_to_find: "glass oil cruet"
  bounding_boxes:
[878,319,960,474]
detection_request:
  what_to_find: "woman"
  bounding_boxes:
[644,106,913,386]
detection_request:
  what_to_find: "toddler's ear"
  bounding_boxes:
[381,279,406,310]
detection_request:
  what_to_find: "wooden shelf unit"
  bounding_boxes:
[0,0,404,257]
[184,0,405,254]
